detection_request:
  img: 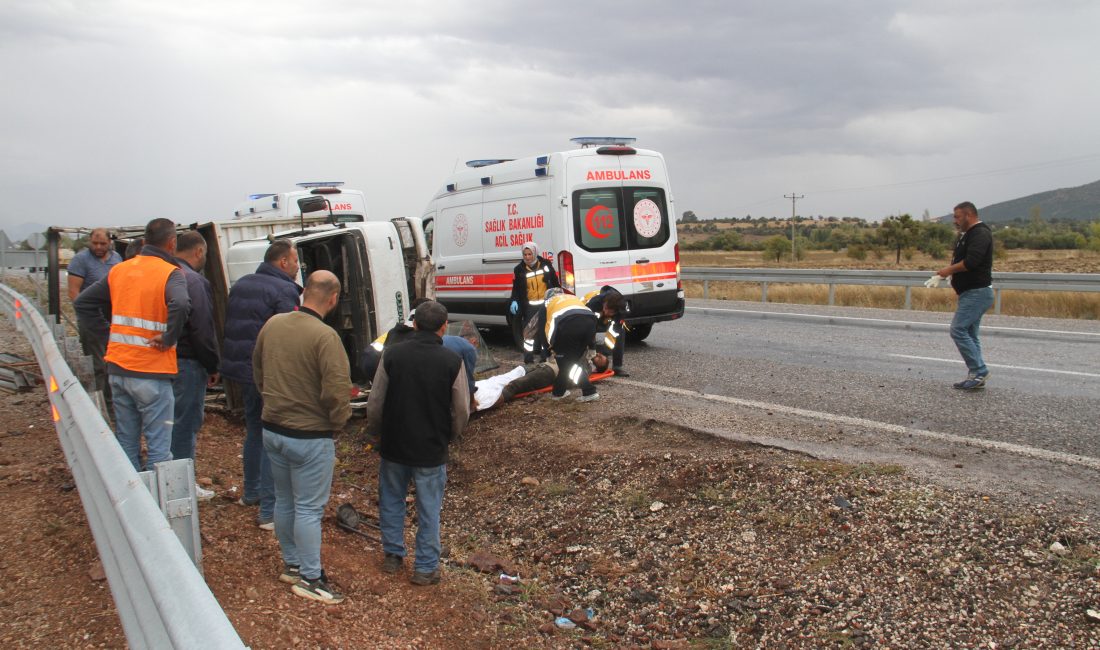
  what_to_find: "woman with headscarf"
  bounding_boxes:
[509,241,560,363]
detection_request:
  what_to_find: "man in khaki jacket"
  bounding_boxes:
[254,270,350,605]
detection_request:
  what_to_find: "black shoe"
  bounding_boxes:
[279,565,300,584]
[382,553,403,574]
[410,569,441,586]
[612,367,629,377]
[292,571,345,604]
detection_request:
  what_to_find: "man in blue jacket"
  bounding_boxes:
[221,239,302,529]
[171,231,221,501]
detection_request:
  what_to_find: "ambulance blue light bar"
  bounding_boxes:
[248,193,275,200]
[535,168,548,177]
[571,137,636,148]
[536,155,549,166]
[296,181,345,188]
[481,176,492,185]
[446,183,457,192]
[466,159,512,168]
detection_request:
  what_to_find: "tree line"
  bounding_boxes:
[680,212,1100,262]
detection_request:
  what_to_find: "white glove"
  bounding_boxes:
[924,274,947,289]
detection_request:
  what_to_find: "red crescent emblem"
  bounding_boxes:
[585,205,613,239]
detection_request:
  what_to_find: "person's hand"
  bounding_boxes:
[924,274,947,289]
[509,300,519,315]
[148,334,169,351]
[936,266,952,279]
[207,372,220,388]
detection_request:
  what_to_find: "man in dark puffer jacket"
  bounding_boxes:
[221,239,302,529]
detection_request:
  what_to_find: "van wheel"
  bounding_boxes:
[626,323,652,343]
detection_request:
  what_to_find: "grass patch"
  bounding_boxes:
[618,487,652,510]
[539,481,575,498]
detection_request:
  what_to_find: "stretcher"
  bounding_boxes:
[512,369,615,399]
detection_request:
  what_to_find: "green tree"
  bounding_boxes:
[762,235,791,262]
[681,210,698,223]
[878,214,919,264]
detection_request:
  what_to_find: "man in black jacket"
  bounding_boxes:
[937,201,995,390]
[171,231,221,500]
[366,300,470,585]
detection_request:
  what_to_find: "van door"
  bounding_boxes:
[566,154,630,297]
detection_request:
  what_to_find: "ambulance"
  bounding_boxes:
[232,181,368,223]
[423,137,684,344]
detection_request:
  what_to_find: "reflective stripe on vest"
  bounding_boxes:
[544,295,593,345]
[104,254,178,375]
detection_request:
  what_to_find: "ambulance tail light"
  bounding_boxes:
[675,243,682,290]
[558,251,575,294]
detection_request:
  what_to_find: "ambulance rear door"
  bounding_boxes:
[565,152,631,296]
[619,152,679,314]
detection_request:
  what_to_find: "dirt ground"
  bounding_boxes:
[1,315,1099,648]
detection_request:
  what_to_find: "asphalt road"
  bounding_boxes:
[485,299,1100,512]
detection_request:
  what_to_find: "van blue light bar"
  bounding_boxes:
[248,193,276,200]
[481,177,492,185]
[446,183,457,192]
[571,137,636,148]
[535,168,548,177]
[466,159,513,168]
[536,155,549,166]
[296,181,345,188]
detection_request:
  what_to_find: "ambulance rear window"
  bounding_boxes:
[573,188,623,251]
[572,187,669,252]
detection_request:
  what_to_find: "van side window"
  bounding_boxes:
[626,187,670,249]
[573,188,623,252]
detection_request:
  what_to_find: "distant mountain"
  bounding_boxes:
[964,179,1100,223]
[0,221,49,243]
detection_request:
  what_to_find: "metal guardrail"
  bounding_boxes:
[681,267,1100,314]
[0,283,245,649]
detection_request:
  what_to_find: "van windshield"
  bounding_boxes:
[572,187,669,252]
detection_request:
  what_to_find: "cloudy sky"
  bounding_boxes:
[2,0,1099,235]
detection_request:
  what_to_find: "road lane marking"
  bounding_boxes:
[617,378,1100,471]
[686,305,1100,338]
[889,354,1100,378]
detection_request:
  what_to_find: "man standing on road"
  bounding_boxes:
[68,227,122,396]
[221,239,302,530]
[937,201,995,390]
[171,232,220,501]
[74,218,190,471]
[254,271,351,605]
[367,300,470,586]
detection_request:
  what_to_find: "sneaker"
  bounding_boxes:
[612,367,630,377]
[195,484,215,502]
[279,565,301,584]
[549,391,570,401]
[257,518,275,531]
[237,496,259,507]
[381,553,403,574]
[953,373,988,390]
[292,572,345,604]
[409,569,441,586]
[576,392,601,403]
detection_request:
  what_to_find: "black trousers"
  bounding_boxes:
[551,315,597,397]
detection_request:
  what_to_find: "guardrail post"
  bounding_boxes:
[761,282,768,303]
[994,288,1002,315]
[904,286,912,310]
[140,460,204,572]
[828,284,836,306]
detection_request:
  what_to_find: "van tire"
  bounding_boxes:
[626,323,652,343]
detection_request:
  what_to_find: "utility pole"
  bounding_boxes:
[784,193,804,260]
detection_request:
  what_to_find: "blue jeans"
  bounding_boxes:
[109,374,174,472]
[950,286,994,376]
[378,460,447,573]
[263,430,335,581]
[242,382,275,520]
[171,359,207,461]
